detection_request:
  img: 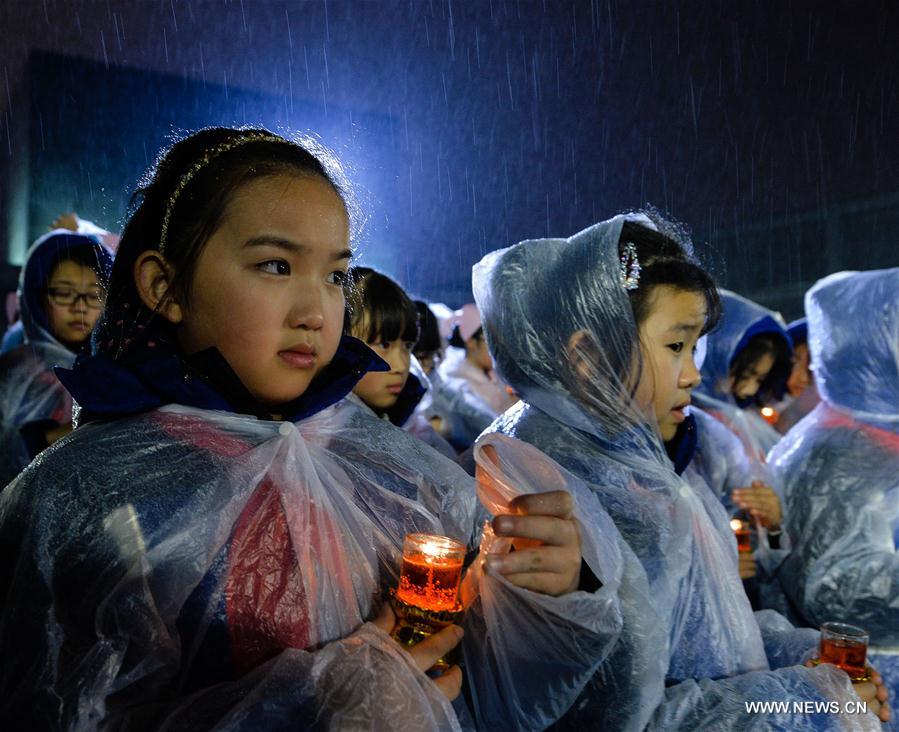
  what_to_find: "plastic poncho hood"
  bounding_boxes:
[474,214,650,448]
[806,268,899,424]
[698,289,791,405]
[18,229,114,354]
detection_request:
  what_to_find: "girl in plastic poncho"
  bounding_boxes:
[0,230,113,487]
[471,212,886,730]
[435,303,517,451]
[0,127,620,731]
[769,268,898,717]
[346,266,456,459]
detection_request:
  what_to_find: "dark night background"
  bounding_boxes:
[1,0,898,317]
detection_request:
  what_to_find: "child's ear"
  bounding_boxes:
[134,251,183,324]
[566,330,599,381]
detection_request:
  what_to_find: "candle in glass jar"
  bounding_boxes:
[396,533,464,612]
[819,622,869,681]
[730,518,752,553]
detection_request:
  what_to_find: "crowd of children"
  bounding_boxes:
[0,126,894,730]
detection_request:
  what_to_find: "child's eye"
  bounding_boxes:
[668,342,685,354]
[379,341,391,350]
[257,260,290,275]
[327,270,347,285]
[403,341,416,352]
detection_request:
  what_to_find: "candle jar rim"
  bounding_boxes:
[820,621,869,640]
[404,532,465,556]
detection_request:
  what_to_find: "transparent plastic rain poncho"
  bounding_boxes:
[769,268,899,702]
[0,386,623,729]
[688,405,756,509]
[695,289,791,461]
[471,214,878,731]
[0,231,112,487]
[686,405,794,617]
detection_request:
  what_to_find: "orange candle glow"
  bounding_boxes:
[730,518,752,553]
[396,533,464,613]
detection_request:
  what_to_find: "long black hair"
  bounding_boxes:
[96,127,352,360]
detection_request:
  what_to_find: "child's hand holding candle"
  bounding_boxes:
[474,442,584,597]
[731,481,782,530]
[484,490,583,597]
[373,602,463,701]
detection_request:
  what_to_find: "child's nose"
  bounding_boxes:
[681,355,702,388]
[287,290,325,330]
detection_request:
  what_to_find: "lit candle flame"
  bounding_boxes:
[730,518,743,531]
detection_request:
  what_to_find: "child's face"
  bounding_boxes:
[635,286,706,442]
[467,332,493,372]
[44,260,105,346]
[729,352,775,402]
[415,349,438,375]
[177,174,350,408]
[786,342,812,398]
[353,329,414,410]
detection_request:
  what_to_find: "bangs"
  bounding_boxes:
[634,259,723,336]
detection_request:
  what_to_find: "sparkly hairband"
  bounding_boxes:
[158,132,289,256]
[619,241,641,290]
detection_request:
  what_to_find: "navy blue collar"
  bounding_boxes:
[380,373,427,426]
[665,413,698,476]
[56,335,389,424]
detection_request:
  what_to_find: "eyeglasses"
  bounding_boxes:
[46,286,106,309]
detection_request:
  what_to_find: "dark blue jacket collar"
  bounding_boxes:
[665,413,698,476]
[56,335,388,424]
[382,373,427,427]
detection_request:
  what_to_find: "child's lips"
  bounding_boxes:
[279,347,315,369]
[386,383,404,395]
[670,401,690,423]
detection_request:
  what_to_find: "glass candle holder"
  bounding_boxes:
[813,622,869,681]
[730,518,752,553]
[391,533,465,671]
[396,533,465,612]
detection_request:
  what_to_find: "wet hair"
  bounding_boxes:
[619,219,722,335]
[96,126,352,359]
[449,324,483,349]
[729,332,792,405]
[347,267,419,345]
[413,300,442,357]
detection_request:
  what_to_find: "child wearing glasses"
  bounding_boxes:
[0,230,113,487]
